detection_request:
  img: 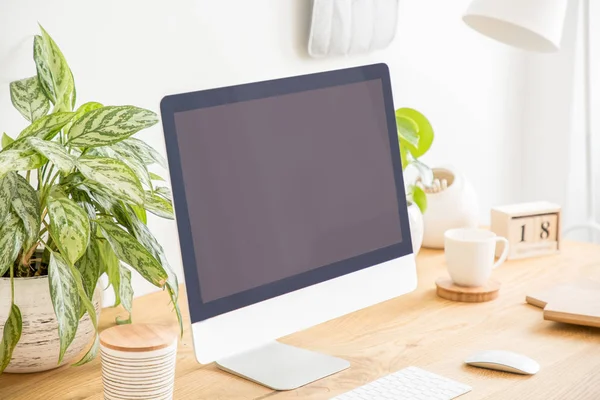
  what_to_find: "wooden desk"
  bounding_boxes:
[2,241,600,399]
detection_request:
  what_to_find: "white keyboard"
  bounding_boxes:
[331,366,472,400]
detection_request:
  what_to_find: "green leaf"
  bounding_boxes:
[71,188,96,222]
[399,143,409,170]
[94,144,153,190]
[0,175,15,226]
[109,202,133,231]
[0,304,22,373]
[88,191,116,215]
[117,266,133,325]
[33,35,56,104]
[71,190,97,242]
[124,206,182,335]
[1,133,14,149]
[121,138,167,168]
[48,252,81,364]
[70,71,77,110]
[75,238,101,302]
[9,76,50,122]
[112,142,153,190]
[144,191,174,219]
[72,334,98,367]
[396,116,419,148]
[412,185,428,214]
[1,138,30,153]
[149,172,165,181]
[77,156,144,205]
[7,172,40,249]
[71,264,98,331]
[36,26,76,112]
[395,108,434,159]
[97,219,168,287]
[99,239,121,307]
[126,210,179,302]
[166,284,183,338]
[16,112,74,141]
[27,137,75,173]
[47,196,90,265]
[130,204,147,225]
[49,185,68,199]
[64,101,103,138]
[0,213,25,277]
[155,186,172,202]
[0,149,45,177]
[67,106,159,147]
[409,157,434,187]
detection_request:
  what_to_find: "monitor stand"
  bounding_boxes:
[215,341,350,390]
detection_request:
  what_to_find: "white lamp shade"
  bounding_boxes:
[463,0,569,52]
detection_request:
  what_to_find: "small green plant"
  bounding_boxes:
[395,107,435,213]
[0,25,182,373]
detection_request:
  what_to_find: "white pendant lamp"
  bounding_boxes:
[462,0,569,52]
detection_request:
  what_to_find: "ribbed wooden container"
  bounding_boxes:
[100,324,178,400]
[0,275,102,373]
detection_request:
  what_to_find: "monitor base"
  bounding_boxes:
[215,341,350,390]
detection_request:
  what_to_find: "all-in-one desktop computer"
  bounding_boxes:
[160,63,418,391]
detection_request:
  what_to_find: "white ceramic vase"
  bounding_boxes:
[407,202,424,255]
[0,275,102,373]
[422,166,479,249]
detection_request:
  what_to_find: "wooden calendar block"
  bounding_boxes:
[509,216,535,245]
[491,201,561,260]
[533,213,558,243]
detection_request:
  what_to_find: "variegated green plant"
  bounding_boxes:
[0,25,181,373]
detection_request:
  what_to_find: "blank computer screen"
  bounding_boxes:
[173,79,403,303]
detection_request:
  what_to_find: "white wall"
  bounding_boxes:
[564,0,600,243]
[520,0,600,244]
[0,0,527,301]
[520,0,582,239]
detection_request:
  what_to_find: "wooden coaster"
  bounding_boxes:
[100,323,178,353]
[435,278,500,303]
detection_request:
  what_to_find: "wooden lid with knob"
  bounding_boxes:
[99,323,178,353]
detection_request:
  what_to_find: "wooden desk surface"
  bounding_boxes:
[2,241,600,399]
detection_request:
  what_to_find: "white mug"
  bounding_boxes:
[444,228,509,287]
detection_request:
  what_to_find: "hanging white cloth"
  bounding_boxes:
[308,0,399,58]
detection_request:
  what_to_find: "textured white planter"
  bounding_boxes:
[0,275,102,373]
[407,202,424,255]
[422,166,479,249]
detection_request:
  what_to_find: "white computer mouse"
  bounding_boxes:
[464,350,540,375]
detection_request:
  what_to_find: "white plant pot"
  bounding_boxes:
[422,166,479,249]
[0,275,102,373]
[407,202,424,255]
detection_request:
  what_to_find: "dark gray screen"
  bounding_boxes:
[174,79,402,303]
